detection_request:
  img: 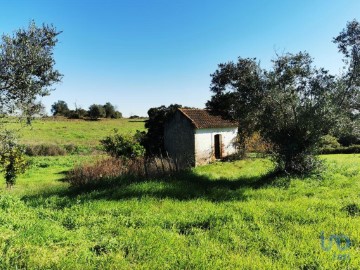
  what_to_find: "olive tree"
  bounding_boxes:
[207,20,359,175]
[206,58,265,157]
[332,19,360,143]
[88,104,106,120]
[0,21,62,187]
[259,52,337,174]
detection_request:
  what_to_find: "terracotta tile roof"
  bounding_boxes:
[179,108,238,129]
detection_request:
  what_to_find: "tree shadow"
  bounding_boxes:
[21,168,285,207]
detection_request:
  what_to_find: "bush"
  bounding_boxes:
[318,135,341,149]
[111,111,122,119]
[319,145,360,154]
[338,134,360,147]
[245,132,273,154]
[25,144,67,156]
[65,156,179,189]
[65,158,126,188]
[67,109,88,119]
[0,140,28,188]
[24,144,94,156]
[273,152,323,175]
[100,130,145,159]
[88,104,106,120]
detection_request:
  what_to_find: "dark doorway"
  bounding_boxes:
[214,134,222,159]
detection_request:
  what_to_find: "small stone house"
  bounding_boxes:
[164,108,238,166]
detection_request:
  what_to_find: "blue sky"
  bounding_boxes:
[1,0,360,117]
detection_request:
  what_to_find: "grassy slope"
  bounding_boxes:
[3,118,146,147]
[0,154,359,269]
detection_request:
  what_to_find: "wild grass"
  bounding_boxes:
[3,118,145,150]
[0,154,359,269]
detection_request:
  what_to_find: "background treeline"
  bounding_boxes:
[51,100,122,120]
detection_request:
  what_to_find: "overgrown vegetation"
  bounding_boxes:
[65,156,180,189]
[0,132,28,188]
[3,118,145,153]
[142,104,183,156]
[0,154,359,269]
[24,144,84,156]
[207,20,359,175]
[0,21,62,187]
[51,100,122,120]
[100,129,145,159]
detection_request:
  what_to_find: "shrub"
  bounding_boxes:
[25,144,67,156]
[338,134,360,147]
[318,135,340,149]
[319,145,360,154]
[51,100,69,116]
[65,156,179,189]
[0,140,28,188]
[88,104,106,120]
[273,151,323,176]
[67,108,88,119]
[103,102,122,119]
[143,104,182,156]
[245,132,273,154]
[65,157,126,188]
[24,144,94,156]
[100,130,145,159]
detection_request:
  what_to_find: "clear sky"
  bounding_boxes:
[1,0,360,117]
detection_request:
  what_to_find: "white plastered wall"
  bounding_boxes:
[194,127,238,166]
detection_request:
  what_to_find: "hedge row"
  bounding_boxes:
[25,144,93,156]
[319,145,360,154]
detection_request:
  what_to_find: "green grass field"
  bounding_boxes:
[0,119,359,269]
[3,117,146,147]
[0,154,359,269]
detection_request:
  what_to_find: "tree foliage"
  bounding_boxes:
[100,129,145,159]
[206,58,264,157]
[332,19,360,143]
[67,107,88,119]
[259,52,337,173]
[0,21,61,187]
[207,20,360,175]
[0,131,27,188]
[103,102,122,119]
[88,104,106,120]
[51,100,69,116]
[0,21,62,121]
[143,104,182,156]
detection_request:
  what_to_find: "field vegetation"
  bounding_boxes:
[0,150,359,269]
[0,15,359,270]
[2,118,146,151]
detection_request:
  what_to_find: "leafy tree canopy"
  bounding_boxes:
[143,104,183,156]
[51,100,69,116]
[207,20,360,175]
[0,21,62,121]
[100,129,145,159]
[206,57,265,157]
[88,104,106,120]
[0,21,62,187]
[103,102,122,119]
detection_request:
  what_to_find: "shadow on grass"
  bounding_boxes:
[21,168,286,206]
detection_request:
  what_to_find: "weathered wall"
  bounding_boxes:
[194,127,238,166]
[164,111,195,166]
